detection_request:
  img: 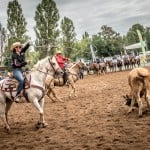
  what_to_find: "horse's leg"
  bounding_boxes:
[32,98,48,128]
[69,82,77,97]
[124,65,126,70]
[5,100,13,125]
[69,80,76,98]
[0,101,11,132]
[51,88,64,102]
[127,96,136,114]
[47,88,57,102]
[38,98,48,127]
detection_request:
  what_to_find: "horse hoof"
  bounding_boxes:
[42,122,49,128]
[69,95,72,98]
[58,99,64,103]
[35,122,43,129]
[4,126,11,133]
[138,114,143,118]
[35,121,48,129]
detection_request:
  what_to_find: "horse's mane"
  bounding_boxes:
[70,63,77,69]
[69,61,84,70]
[70,61,81,69]
[32,56,50,71]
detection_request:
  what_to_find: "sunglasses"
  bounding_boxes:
[15,46,22,49]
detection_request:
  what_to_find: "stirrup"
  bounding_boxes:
[14,96,20,103]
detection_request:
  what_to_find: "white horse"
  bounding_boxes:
[0,56,62,132]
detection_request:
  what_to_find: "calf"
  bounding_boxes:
[124,67,150,117]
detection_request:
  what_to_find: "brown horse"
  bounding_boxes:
[117,59,123,71]
[99,62,107,74]
[136,57,141,67]
[123,56,130,70]
[45,61,85,102]
[130,56,136,69]
[106,60,117,72]
[88,63,100,75]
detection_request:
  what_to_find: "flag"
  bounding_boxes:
[136,29,146,62]
[90,44,96,62]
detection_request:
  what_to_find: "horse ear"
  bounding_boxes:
[122,95,126,99]
[126,94,129,98]
[122,94,129,99]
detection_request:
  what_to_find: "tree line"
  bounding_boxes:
[0,0,150,70]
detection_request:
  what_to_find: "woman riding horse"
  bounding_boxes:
[0,56,62,132]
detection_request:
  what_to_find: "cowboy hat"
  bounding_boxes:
[10,42,22,51]
[56,50,62,54]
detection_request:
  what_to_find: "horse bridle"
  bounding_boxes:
[48,57,59,74]
[37,57,60,75]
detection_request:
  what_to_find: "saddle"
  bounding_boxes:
[53,70,70,86]
[0,76,31,92]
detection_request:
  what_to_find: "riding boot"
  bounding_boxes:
[14,95,21,103]
[63,71,68,85]
[14,91,23,103]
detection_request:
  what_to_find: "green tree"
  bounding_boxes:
[74,37,91,60]
[34,0,60,58]
[97,25,123,56]
[92,34,105,57]
[5,0,29,70]
[7,0,28,44]
[27,51,40,67]
[61,16,76,58]
[82,31,89,39]
[0,23,7,65]
[126,24,145,45]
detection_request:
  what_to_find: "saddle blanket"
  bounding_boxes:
[0,77,30,92]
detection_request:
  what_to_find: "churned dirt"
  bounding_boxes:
[0,68,150,150]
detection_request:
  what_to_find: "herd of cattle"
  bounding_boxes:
[85,55,141,75]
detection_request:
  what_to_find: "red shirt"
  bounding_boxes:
[55,54,68,69]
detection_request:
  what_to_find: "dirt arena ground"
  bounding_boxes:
[0,68,150,150]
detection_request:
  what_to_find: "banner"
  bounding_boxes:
[136,29,146,62]
[90,44,96,62]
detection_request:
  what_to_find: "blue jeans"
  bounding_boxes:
[13,68,24,96]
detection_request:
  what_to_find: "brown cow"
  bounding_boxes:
[124,67,150,117]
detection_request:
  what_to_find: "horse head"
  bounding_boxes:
[33,56,62,75]
[77,61,86,69]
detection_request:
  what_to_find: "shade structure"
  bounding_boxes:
[125,41,146,50]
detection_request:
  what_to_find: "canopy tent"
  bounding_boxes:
[125,41,146,50]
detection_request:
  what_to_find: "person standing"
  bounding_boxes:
[10,41,31,102]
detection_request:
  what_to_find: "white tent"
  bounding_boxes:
[125,41,146,50]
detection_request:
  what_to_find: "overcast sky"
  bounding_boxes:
[0,0,150,41]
